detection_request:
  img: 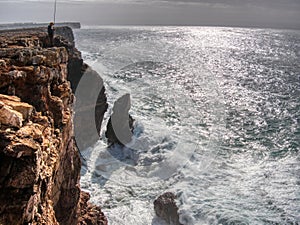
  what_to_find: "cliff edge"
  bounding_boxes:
[0,27,107,224]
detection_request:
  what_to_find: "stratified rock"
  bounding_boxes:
[0,101,23,128]
[154,192,182,225]
[0,27,107,225]
[105,93,134,146]
[0,94,33,120]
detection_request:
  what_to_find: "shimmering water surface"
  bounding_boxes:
[74,26,300,225]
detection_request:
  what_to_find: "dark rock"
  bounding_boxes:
[154,192,182,225]
[77,192,108,225]
[105,93,134,146]
[73,66,108,150]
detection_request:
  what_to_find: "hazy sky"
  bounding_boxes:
[0,0,299,29]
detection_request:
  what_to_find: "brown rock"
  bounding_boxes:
[77,192,108,225]
[42,47,68,67]
[8,69,27,79]
[0,59,7,68]
[3,138,40,158]
[0,94,33,121]
[32,55,46,65]
[0,27,108,225]
[16,123,44,142]
[0,101,23,128]
[16,48,33,66]
[154,192,182,225]
[0,94,20,102]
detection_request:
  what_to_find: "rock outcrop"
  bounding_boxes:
[105,93,134,146]
[0,27,107,224]
[154,192,182,225]
[73,65,108,150]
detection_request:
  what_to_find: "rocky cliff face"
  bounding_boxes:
[0,27,107,225]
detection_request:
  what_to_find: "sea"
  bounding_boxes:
[74,26,300,225]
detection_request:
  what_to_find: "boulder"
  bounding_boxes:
[154,192,182,225]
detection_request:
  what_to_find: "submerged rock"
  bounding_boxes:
[105,93,134,146]
[154,192,182,225]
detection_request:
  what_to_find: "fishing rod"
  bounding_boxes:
[53,0,57,23]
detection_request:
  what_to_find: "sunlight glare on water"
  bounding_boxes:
[75,26,300,224]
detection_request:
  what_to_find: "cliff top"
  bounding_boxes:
[0,26,75,47]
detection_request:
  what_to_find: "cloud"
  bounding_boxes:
[0,0,299,28]
[2,0,300,10]
[154,0,300,10]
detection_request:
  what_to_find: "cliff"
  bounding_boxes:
[0,27,107,224]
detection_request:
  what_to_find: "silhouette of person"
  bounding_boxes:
[47,22,55,46]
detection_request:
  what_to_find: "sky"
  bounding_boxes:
[0,0,299,29]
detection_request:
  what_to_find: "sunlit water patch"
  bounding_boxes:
[75,26,300,224]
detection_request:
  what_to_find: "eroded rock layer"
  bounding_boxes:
[0,27,107,225]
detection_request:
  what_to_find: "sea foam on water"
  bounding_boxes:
[76,26,300,225]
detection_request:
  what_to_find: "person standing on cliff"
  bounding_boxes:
[47,22,55,46]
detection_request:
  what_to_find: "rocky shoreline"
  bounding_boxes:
[0,27,107,224]
[0,26,183,225]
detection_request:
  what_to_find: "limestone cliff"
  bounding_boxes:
[0,27,107,224]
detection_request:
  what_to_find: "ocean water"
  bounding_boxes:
[74,26,300,225]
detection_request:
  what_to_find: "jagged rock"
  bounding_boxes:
[73,66,108,150]
[0,59,6,68]
[42,47,68,67]
[32,55,46,65]
[0,27,107,225]
[0,101,23,128]
[16,123,44,143]
[105,93,134,146]
[154,192,182,225]
[77,192,108,225]
[0,94,33,121]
